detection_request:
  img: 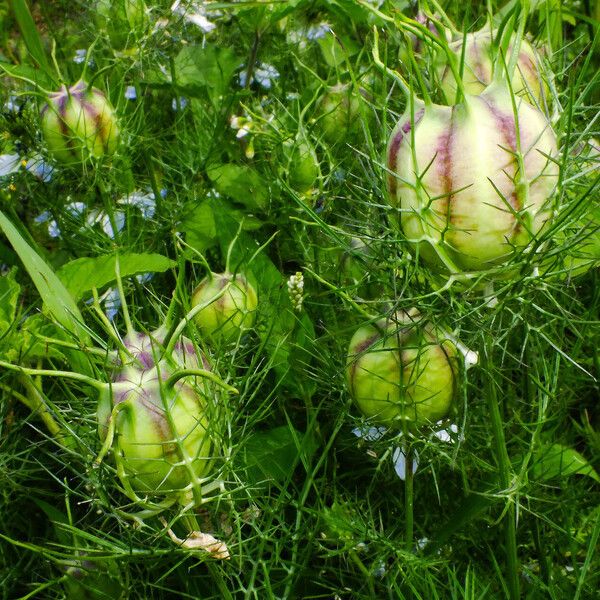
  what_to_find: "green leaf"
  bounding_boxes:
[0,268,20,337]
[174,45,241,102]
[0,210,88,344]
[531,443,600,483]
[179,199,217,253]
[57,253,176,300]
[241,425,318,486]
[207,163,270,211]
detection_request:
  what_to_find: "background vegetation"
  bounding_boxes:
[1,0,599,598]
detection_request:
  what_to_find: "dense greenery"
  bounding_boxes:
[1,1,599,598]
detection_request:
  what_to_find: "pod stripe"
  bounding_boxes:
[433,106,456,232]
[387,108,424,199]
[479,95,523,238]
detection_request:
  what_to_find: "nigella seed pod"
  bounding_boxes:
[287,134,320,193]
[346,311,457,428]
[318,83,363,145]
[191,272,258,343]
[437,28,550,109]
[40,80,119,164]
[97,328,216,501]
[386,82,559,272]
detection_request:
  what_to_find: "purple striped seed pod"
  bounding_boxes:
[192,272,258,344]
[96,328,215,500]
[40,80,119,164]
[346,310,457,428]
[386,82,559,272]
[438,28,550,110]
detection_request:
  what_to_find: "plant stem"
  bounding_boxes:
[0,360,105,390]
[482,340,520,600]
[165,369,238,394]
[405,442,414,550]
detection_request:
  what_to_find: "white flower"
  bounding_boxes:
[102,287,121,321]
[172,97,188,111]
[0,154,21,177]
[352,425,387,442]
[171,1,216,33]
[117,191,156,219]
[136,272,154,284]
[254,63,279,89]
[65,201,87,217]
[34,211,61,238]
[124,86,137,100]
[73,49,87,64]
[47,220,61,239]
[392,447,419,480]
[25,155,54,182]
[239,63,280,89]
[3,96,20,112]
[230,114,253,138]
[87,209,125,239]
[305,22,331,41]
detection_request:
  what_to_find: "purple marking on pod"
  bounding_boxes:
[477,95,520,213]
[136,387,172,444]
[136,351,155,369]
[387,108,425,198]
[434,107,456,220]
[348,332,381,394]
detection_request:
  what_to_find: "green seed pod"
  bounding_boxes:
[191,272,258,343]
[287,134,320,193]
[318,83,363,145]
[438,28,550,109]
[97,328,216,502]
[386,82,558,272]
[346,311,457,428]
[40,80,119,164]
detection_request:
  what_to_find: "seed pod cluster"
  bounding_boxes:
[437,28,550,109]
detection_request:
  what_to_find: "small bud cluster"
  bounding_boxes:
[287,272,304,312]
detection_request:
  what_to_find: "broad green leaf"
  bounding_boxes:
[174,45,241,102]
[241,425,318,486]
[57,253,176,300]
[0,210,88,344]
[0,61,54,90]
[207,163,269,211]
[179,199,217,253]
[0,268,20,336]
[532,443,600,483]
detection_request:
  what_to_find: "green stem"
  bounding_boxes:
[0,360,105,390]
[482,340,520,600]
[18,376,64,439]
[114,254,134,337]
[164,285,231,356]
[405,443,414,550]
[164,369,238,395]
[372,27,413,99]
[348,549,376,596]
